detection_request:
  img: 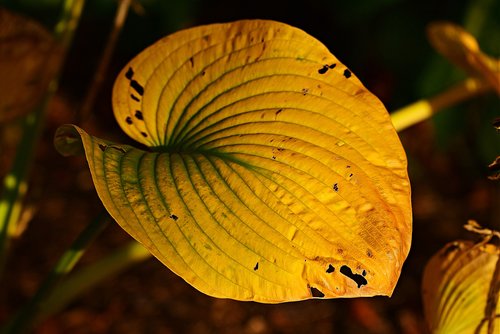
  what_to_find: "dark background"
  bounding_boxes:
[1,0,499,333]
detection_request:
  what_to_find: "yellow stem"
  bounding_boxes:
[391,77,493,132]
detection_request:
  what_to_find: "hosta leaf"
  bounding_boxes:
[422,240,500,333]
[55,20,411,302]
[0,8,60,122]
[427,21,500,94]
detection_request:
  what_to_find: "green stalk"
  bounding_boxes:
[34,240,151,325]
[391,77,493,132]
[0,1,149,329]
[1,213,109,334]
[0,105,44,275]
[0,0,86,277]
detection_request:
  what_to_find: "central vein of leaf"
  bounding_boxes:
[149,145,251,169]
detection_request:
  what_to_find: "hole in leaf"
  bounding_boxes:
[326,264,335,273]
[340,265,367,288]
[125,67,134,80]
[130,80,144,96]
[310,287,325,298]
[318,65,329,74]
[135,110,144,120]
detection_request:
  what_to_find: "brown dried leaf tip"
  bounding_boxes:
[488,156,500,181]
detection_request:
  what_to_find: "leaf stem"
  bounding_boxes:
[390,77,493,132]
[1,213,109,334]
[0,0,86,279]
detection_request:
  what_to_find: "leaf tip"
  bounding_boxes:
[54,124,84,157]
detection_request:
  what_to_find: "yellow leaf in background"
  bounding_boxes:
[427,21,500,94]
[0,8,60,123]
[55,20,411,302]
[422,240,500,333]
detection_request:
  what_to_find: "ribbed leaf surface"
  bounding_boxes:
[55,20,411,302]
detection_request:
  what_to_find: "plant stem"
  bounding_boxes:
[34,240,151,325]
[0,107,43,276]
[0,0,85,279]
[1,213,110,334]
[390,77,493,132]
[79,0,132,123]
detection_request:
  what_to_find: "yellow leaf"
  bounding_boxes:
[0,8,60,122]
[55,20,411,302]
[427,21,500,94]
[422,240,500,333]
